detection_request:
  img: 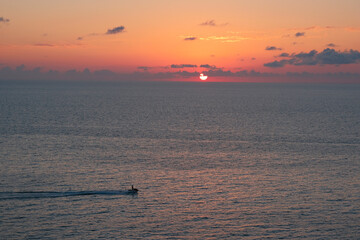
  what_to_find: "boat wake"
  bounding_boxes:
[0,190,137,200]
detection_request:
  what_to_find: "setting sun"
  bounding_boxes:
[200,73,208,81]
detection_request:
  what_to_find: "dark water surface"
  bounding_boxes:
[1,81,359,239]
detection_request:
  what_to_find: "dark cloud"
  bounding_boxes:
[83,68,91,75]
[16,64,26,71]
[94,69,117,76]
[291,50,318,65]
[204,68,233,76]
[294,71,360,79]
[295,32,305,37]
[0,65,44,81]
[33,43,55,47]
[65,69,77,76]
[317,48,360,65]
[200,20,216,26]
[200,69,278,78]
[278,53,290,57]
[106,26,125,35]
[264,48,360,67]
[78,27,123,40]
[327,43,337,47]
[199,20,228,27]
[200,64,217,69]
[76,33,99,40]
[33,43,83,47]
[0,65,199,81]
[184,37,197,41]
[138,70,199,80]
[171,64,197,68]
[0,17,10,23]
[265,46,282,51]
[264,60,289,68]
[137,66,150,71]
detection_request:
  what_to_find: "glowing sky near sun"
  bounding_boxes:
[1,0,360,82]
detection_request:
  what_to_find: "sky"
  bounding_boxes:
[1,0,360,82]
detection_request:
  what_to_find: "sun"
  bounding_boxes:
[200,73,208,81]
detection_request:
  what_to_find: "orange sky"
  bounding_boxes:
[1,0,360,82]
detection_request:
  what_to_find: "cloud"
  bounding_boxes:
[76,33,99,40]
[327,43,337,47]
[265,46,282,51]
[184,37,197,41]
[264,60,289,68]
[16,64,26,71]
[288,26,335,32]
[199,20,228,27]
[278,53,290,57]
[264,48,360,67]
[289,25,360,33]
[171,64,197,68]
[200,64,217,69]
[199,35,248,43]
[93,69,117,76]
[106,26,125,35]
[199,69,280,78]
[295,32,305,37]
[137,66,151,71]
[78,26,125,40]
[0,17,10,23]
[317,48,360,65]
[204,68,233,76]
[33,43,56,47]
[31,42,83,47]
[200,20,216,26]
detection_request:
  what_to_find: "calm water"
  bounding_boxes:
[0,81,359,239]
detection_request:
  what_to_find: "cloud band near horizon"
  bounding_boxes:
[264,48,360,67]
[1,64,360,83]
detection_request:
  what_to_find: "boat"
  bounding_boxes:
[127,185,138,194]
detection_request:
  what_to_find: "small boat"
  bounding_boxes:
[127,185,138,194]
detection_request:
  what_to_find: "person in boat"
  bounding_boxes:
[128,185,138,193]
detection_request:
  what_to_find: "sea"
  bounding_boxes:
[0,80,359,239]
